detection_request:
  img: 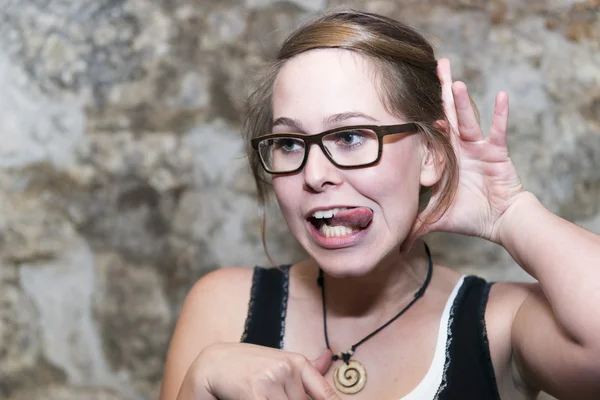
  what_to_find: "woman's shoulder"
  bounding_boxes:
[181,266,257,341]
[486,280,537,324]
[484,280,539,338]
[192,266,255,296]
[160,267,262,400]
[462,276,535,350]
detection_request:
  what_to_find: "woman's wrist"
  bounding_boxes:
[176,349,217,400]
[493,191,543,250]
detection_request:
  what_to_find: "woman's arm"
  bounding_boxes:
[159,267,253,400]
[498,192,600,399]
[429,58,600,399]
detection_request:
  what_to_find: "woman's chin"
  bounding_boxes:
[310,255,379,279]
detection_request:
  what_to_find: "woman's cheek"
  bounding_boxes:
[273,180,301,227]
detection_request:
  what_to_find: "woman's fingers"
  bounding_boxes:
[437,58,458,130]
[310,349,333,375]
[196,343,339,400]
[452,81,485,142]
[301,363,340,400]
[284,372,310,400]
[488,91,509,148]
[263,385,290,400]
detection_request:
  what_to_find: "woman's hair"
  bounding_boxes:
[242,9,459,257]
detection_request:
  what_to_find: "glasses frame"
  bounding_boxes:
[251,123,419,175]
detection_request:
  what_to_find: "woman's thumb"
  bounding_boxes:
[310,349,334,375]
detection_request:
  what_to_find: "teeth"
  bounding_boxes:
[312,207,345,219]
[321,224,358,238]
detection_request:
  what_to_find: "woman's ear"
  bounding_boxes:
[419,120,448,187]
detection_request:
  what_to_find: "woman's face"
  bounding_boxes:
[271,49,439,277]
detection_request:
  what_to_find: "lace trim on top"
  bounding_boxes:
[479,282,501,400]
[433,277,469,399]
[239,267,262,343]
[279,265,291,349]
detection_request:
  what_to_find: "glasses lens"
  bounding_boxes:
[258,137,306,173]
[323,129,379,166]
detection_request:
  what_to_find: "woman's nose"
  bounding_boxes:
[302,144,342,192]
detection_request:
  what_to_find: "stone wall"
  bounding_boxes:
[0,1,598,399]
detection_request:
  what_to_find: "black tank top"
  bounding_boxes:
[240,266,500,400]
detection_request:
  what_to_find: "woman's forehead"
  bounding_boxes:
[274,49,377,94]
[272,49,391,128]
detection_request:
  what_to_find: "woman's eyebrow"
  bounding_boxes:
[324,112,378,125]
[272,117,303,130]
[272,112,378,130]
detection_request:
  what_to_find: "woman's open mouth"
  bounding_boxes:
[306,207,373,246]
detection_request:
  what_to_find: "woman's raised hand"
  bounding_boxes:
[412,58,528,244]
[177,342,340,400]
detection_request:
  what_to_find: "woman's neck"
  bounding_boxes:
[314,240,431,320]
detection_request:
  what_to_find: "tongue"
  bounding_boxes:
[329,208,373,228]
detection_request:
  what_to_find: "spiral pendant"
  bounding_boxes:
[333,360,367,394]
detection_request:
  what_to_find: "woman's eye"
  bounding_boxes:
[337,131,364,145]
[276,139,301,151]
[281,140,295,149]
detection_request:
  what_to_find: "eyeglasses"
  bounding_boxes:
[251,123,418,174]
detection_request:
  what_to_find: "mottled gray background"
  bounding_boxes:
[0,0,598,399]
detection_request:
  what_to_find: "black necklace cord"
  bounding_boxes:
[317,242,434,364]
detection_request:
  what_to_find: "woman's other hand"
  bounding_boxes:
[410,58,528,244]
[176,343,340,400]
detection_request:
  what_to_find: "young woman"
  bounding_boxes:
[160,10,600,400]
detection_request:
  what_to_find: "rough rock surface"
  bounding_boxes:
[1,0,598,398]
